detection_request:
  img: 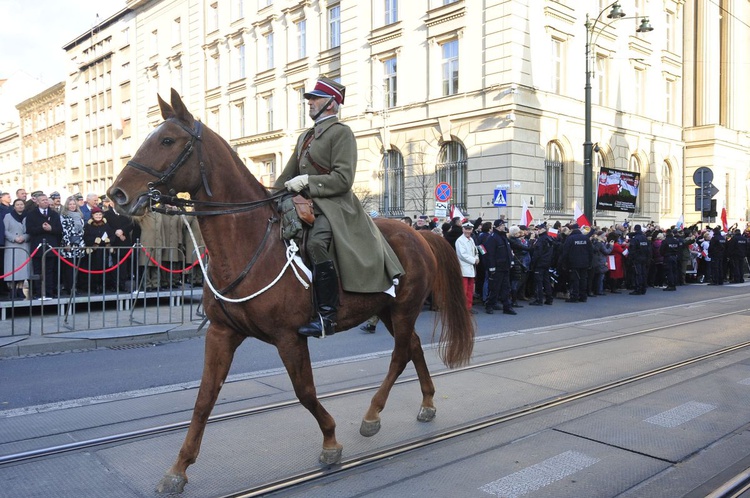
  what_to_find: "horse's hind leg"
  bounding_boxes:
[156,325,244,494]
[360,315,426,437]
[276,335,342,465]
[408,331,437,422]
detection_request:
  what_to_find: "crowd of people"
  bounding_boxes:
[1,189,204,300]
[448,215,749,316]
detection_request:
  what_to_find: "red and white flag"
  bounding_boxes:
[451,205,466,222]
[519,200,533,227]
[574,202,591,227]
[548,227,559,238]
[721,207,728,232]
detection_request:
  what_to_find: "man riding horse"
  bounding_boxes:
[275,77,404,338]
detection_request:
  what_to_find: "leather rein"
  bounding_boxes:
[125,118,287,217]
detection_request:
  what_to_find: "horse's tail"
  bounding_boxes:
[418,231,475,368]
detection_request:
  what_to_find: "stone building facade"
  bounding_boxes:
[48,0,749,226]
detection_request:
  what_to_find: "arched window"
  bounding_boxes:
[660,161,672,214]
[380,149,405,217]
[436,141,467,212]
[544,141,564,213]
[628,155,642,215]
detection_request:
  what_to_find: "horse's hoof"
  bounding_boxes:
[417,406,436,422]
[319,446,342,465]
[359,418,381,437]
[156,473,187,494]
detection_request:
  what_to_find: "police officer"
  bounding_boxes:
[482,219,517,315]
[529,222,556,306]
[560,223,593,302]
[726,228,747,283]
[628,224,650,295]
[659,229,681,291]
[708,226,726,285]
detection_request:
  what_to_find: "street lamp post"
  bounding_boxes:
[583,2,653,224]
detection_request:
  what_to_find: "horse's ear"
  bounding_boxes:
[170,88,195,125]
[158,93,175,120]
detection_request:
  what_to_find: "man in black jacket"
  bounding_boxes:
[560,223,593,302]
[659,229,681,291]
[529,222,556,305]
[628,224,650,295]
[25,193,63,299]
[482,219,517,315]
[726,228,747,283]
[708,226,726,285]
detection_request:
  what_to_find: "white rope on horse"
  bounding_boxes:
[181,214,310,304]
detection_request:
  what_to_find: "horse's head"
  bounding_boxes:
[108,88,204,216]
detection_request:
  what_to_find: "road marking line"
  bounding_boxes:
[644,401,716,428]
[479,450,600,497]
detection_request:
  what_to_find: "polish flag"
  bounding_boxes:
[574,202,591,227]
[451,205,465,221]
[519,200,533,227]
[721,207,728,232]
[548,227,559,238]
[675,214,684,231]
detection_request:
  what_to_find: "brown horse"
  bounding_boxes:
[108,89,474,494]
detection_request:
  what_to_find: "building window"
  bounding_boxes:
[264,94,274,131]
[265,32,274,69]
[209,3,219,32]
[384,57,397,108]
[295,19,307,59]
[150,30,158,55]
[380,149,404,217]
[551,38,562,94]
[544,142,564,213]
[171,18,181,46]
[665,78,675,124]
[628,155,642,215]
[665,11,675,53]
[385,0,398,25]
[232,0,244,21]
[208,53,220,89]
[595,54,607,106]
[441,39,459,96]
[436,141,467,212]
[208,107,220,133]
[231,101,245,139]
[233,42,246,80]
[256,158,275,187]
[660,161,672,214]
[328,5,341,49]
[297,87,307,128]
[634,68,645,115]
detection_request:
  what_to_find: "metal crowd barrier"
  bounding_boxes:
[0,243,208,338]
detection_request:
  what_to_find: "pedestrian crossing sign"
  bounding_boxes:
[493,189,507,207]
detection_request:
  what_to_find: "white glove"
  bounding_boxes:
[284,174,309,192]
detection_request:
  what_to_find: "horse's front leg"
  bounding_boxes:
[156,325,244,494]
[276,334,342,465]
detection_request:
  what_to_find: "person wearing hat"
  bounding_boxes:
[529,222,556,305]
[628,224,651,294]
[481,219,517,315]
[23,190,43,214]
[707,225,726,285]
[456,221,480,313]
[560,222,593,302]
[49,191,62,213]
[659,229,681,291]
[25,193,63,299]
[725,228,746,284]
[275,76,404,338]
[83,206,115,293]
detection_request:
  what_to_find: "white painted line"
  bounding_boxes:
[479,450,600,497]
[737,377,750,386]
[580,320,612,327]
[644,401,716,428]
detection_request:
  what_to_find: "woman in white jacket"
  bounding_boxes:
[455,221,479,313]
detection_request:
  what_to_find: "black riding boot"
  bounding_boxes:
[298,261,339,338]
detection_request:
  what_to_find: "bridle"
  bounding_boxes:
[125,118,286,216]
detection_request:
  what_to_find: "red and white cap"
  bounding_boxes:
[304,77,346,104]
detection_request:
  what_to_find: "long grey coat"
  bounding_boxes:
[3,213,30,281]
[275,116,404,293]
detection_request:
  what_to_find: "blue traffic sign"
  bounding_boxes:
[493,189,507,207]
[435,182,452,202]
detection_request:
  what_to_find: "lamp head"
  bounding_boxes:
[607,3,626,19]
[637,18,654,33]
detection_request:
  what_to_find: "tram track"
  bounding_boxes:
[2,305,749,496]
